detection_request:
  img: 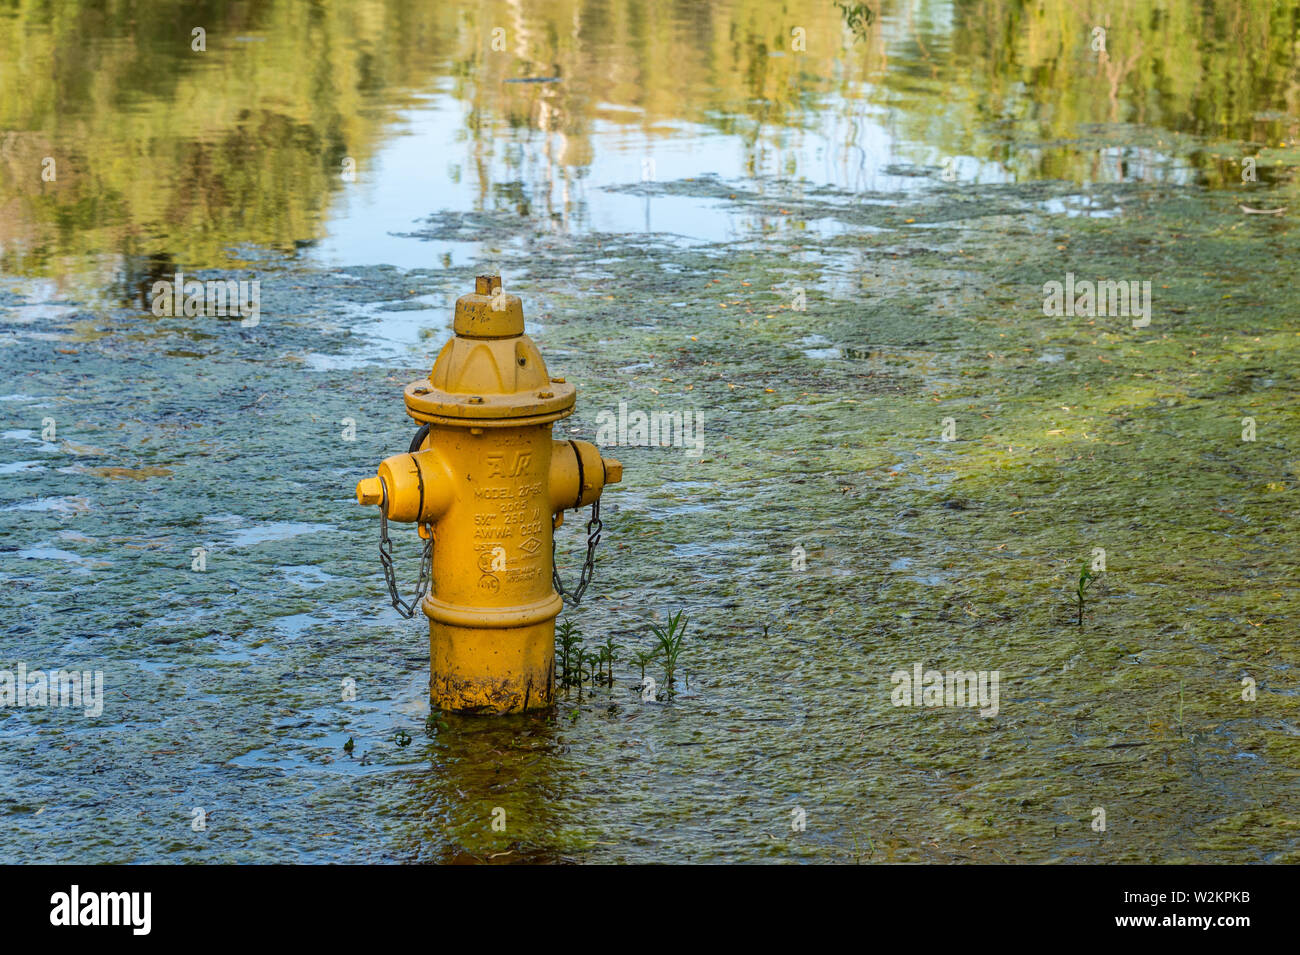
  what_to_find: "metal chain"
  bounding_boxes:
[378,479,432,619]
[552,497,602,607]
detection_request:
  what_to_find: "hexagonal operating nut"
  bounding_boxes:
[356,477,383,506]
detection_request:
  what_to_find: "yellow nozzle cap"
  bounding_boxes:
[603,458,623,484]
[356,477,383,506]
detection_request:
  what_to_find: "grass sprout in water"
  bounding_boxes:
[600,635,619,687]
[1074,564,1100,627]
[650,610,689,698]
[556,618,584,692]
[630,647,658,682]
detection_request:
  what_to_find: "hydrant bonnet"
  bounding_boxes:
[404,276,576,427]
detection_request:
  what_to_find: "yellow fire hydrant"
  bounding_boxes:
[355,275,622,714]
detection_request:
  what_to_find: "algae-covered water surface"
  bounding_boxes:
[1,0,1297,865]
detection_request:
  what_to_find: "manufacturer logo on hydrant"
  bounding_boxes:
[354,275,623,714]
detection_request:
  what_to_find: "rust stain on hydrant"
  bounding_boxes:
[356,275,622,714]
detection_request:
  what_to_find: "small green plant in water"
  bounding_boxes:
[600,635,619,686]
[1074,564,1099,627]
[577,650,601,701]
[849,826,875,863]
[343,735,354,756]
[393,729,412,747]
[630,647,658,682]
[556,617,584,691]
[424,710,449,737]
[588,648,603,677]
[650,610,689,698]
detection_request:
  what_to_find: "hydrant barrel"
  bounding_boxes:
[354,275,622,714]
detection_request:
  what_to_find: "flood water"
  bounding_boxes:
[2,1,1298,863]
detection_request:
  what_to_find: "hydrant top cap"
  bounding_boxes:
[404,275,576,425]
[454,274,524,338]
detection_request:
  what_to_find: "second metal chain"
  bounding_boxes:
[552,497,602,607]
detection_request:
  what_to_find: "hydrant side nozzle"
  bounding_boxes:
[357,477,383,506]
[548,441,623,512]
[367,450,454,524]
